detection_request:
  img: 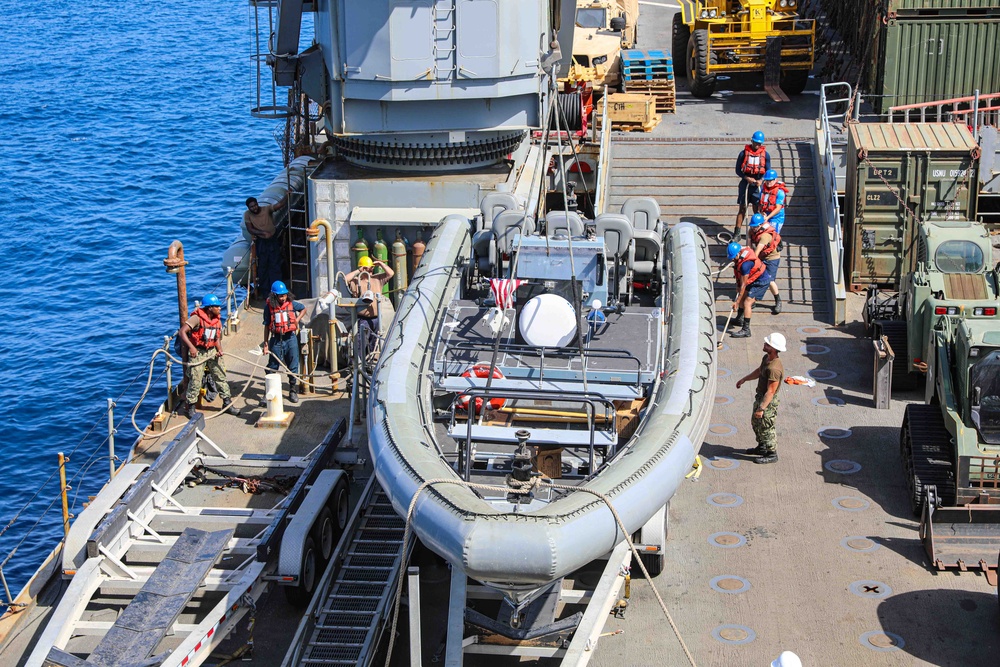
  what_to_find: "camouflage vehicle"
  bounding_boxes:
[565,0,639,92]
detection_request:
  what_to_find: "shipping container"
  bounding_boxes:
[870,15,1000,112]
[845,123,980,290]
[888,0,1000,13]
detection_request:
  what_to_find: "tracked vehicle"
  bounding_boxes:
[671,0,814,99]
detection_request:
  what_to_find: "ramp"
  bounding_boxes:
[606,138,830,321]
[289,480,406,667]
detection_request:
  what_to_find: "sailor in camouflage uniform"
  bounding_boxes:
[735,332,786,464]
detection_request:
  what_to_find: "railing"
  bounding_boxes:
[819,82,854,287]
[593,93,611,215]
[888,90,1000,138]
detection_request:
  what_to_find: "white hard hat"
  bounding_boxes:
[771,651,802,667]
[764,332,787,352]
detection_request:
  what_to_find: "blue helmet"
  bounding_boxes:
[750,213,766,227]
[271,280,289,295]
[727,242,742,261]
[751,131,765,144]
[202,294,221,307]
[764,169,778,181]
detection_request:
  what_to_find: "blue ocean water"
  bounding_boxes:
[1,1,287,596]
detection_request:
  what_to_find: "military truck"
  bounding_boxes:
[874,219,1000,577]
[869,220,1000,390]
[565,0,639,93]
[671,0,814,98]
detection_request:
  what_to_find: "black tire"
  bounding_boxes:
[671,15,690,77]
[781,69,809,96]
[328,477,350,540]
[311,506,336,564]
[284,536,318,607]
[686,29,716,98]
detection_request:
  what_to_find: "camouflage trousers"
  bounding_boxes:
[186,349,232,404]
[751,395,780,452]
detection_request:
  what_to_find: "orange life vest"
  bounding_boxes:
[734,247,767,284]
[190,308,221,349]
[750,223,781,257]
[740,144,767,177]
[268,298,298,335]
[759,181,789,214]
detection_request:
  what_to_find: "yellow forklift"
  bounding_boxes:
[672,0,814,100]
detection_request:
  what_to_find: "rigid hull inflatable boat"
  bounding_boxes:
[368,203,716,612]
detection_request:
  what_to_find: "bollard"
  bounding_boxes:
[872,335,894,410]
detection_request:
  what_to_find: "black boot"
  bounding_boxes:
[733,312,745,329]
[177,401,196,419]
[730,319,752,338]
[772,294,783,315]
[221,398,242,416]
[754,451,778,464]
[745,445,768,456]
[288,382,299,404]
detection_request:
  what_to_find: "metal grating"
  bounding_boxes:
[299,486,406,667]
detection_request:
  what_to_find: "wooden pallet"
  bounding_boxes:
[622,79,676,114]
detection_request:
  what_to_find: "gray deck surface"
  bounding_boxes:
[585,4,999,667]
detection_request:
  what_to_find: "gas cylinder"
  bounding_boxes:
[352,228,369,268]
[391,229,408,308]
[411,231,426,276]
[373,228,389,296]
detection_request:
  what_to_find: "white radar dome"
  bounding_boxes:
[519,294,578,347]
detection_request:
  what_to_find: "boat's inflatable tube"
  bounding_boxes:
[369,218,716,590]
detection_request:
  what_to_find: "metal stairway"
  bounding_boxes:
[297,483,406,666]
[606,138,830,320]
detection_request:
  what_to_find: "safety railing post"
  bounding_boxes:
[164,335,174,412]
[107,398,117,480]
[58,453,71,538]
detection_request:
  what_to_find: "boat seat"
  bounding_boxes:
[479,192,519,233]
[449,424,618,448]
[596,213,634,302]
[545,210,585,238]
[47,527,233,667]
[441,375,642,400]
[489,211,535,269]
[622,197,663,278]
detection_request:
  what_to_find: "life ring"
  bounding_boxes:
[457,364,506,414]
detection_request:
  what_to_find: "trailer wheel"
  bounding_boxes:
[635,504,668,578]
[671,15,690,77]
[687,29,716,98]
[312,507,336,564]
[328,477,350,540]
[285,536,318,607]
[780,69,809,96]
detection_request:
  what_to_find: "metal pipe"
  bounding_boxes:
[107,398,117,480]
[162,240,189,333]
[224,267,234,335]
[973,89,981,142]
[408,567,422,667]
[307,218,339,376]
[58,453,70,538]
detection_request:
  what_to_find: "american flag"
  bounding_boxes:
[489,278,523,310]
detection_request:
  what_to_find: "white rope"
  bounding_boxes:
[382,477,698,667]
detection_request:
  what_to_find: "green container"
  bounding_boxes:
[888,0,1000,12]
[872,15,1000,112]
[845,123,979,289]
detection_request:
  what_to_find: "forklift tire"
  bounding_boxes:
[672,15,690,77]
[687,29,717,98]
[781,69,810,96]
[284,536,318,607]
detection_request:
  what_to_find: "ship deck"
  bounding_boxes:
[583,4,999,666]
